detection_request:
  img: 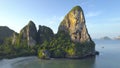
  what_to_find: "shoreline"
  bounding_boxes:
[0,51,99,60]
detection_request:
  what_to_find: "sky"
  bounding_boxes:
[0,0,120,39]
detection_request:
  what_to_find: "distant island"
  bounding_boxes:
[100,36,112,40]
[99,36,120,40]
[0,6,98,59]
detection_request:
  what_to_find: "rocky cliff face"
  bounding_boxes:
[59,6,91,43]
[12,21,54,46]
[19,21,37,46]
[1,6,96,59]
[38,25,54,44]
[0,26,15,44]
[57,6,95,57]
[12,32,19,45]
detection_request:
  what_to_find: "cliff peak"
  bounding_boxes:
[18,21,37,46]
[28,20,35,26]
[70,6,82,12]
[58,5,92,43]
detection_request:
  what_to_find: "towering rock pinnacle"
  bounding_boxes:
[19,20,37,46]
[59,6,91,43]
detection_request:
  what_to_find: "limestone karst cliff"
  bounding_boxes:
[57,6,95,58]
[0,6,97,59]
[58,6,91,43]
[38,25,54,44]
[12,21,54,46]
[21,21,37,46]
[0,26,15,44]
[15,21,37,46]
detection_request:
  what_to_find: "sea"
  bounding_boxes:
[0,39,120,68]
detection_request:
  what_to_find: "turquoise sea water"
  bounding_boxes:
[0,40,120,68]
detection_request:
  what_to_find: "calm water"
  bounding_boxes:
[0,40,120,68]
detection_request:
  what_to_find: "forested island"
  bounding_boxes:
[0,6,98,59]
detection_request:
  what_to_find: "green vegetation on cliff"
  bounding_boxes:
[0,21,55,59]
[38,31,95,58]
[38,25,54,44]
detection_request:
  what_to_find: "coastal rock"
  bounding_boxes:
[38,25,54,44]
[100,36,112,40]
[0,6,97,59]
[19,21,37,46]
[0,26,15,44]
[38,49,50,59]
[58,6,91,43]
[58,6,95,57]
[12,32,19,45]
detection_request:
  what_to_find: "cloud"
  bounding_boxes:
[85,11,102,18]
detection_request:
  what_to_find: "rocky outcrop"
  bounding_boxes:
[12,32,19,45]
[100,36,112,40]
[0,26,15,44]
[12,21,54,46]
[38,49,50,59]
[58,6,91,43]
[58,6,95,57]
[19,21,37,46]
[0,5,97,59]
[38,25,54,44]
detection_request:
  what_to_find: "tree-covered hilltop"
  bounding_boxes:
[0,6,97,59]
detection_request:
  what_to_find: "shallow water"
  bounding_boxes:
[0,40,120,68]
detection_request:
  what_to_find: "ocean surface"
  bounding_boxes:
[0,39,120,68]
